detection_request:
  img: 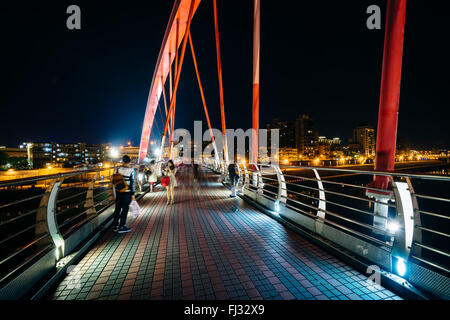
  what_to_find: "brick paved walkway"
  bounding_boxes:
[47,166,401,300]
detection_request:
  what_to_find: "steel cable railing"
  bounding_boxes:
[230,162,450,284]
[0,164,150,288]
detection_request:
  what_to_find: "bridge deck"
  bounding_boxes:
[47,166,401,300]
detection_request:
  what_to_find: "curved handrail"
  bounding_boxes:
[0,163,151,293]
[225,161,450,280]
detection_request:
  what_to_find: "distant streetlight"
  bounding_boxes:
[110,148,119,159]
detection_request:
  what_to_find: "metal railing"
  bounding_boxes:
[0,164,151,297]
[207,161,450,299]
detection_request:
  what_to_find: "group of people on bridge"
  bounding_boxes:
[112,155,177,234]
[111,155,241,234]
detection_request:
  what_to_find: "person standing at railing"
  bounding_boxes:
[112,155,135,234]
[228,163,239,198]
[193,163,199,182]
[163,160,177,205]
[148,160,158,192]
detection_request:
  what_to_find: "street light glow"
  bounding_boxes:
[388,221,399,233]
[110,148,119,158]
[395,257,407,277]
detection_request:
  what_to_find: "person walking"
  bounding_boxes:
[148,160,158,192]
[228,163,239,198]
[192,163,199,182]
[163,160,177,205]
[112,155,135,234]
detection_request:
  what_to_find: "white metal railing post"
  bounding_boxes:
[255,164,263,195]
[391,178,417,266]
[243,163,249,190]
[405,177,422,259]
[46,179,65,260]
[313,169,327,233]
[273,165,287,212]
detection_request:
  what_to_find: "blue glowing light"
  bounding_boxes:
[396,257,407,277]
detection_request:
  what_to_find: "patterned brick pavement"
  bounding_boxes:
[47,166,402,300]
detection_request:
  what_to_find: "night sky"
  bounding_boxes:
[1,1,449,149]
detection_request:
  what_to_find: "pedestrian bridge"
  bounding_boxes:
[46,167,400,300]
[0,163,448,300]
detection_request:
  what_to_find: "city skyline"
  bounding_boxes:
[2,113,448,151]
[1,1,450,150]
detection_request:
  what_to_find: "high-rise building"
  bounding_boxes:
[266,118,295,148]
[295,114,317,156]
[352,125,375,157]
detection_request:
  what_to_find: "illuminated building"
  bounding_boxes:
[352,125,375,157]
[295,114,318,157]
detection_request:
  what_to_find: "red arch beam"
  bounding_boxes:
[139,0,202,162]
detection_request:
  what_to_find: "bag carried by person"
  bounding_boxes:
[113,169,129,193]
[161,176,170,187]
[130,200,141,218]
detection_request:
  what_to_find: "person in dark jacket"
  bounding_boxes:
[193,163,199,182]
[228,163,239,197]
[113,155,135,234]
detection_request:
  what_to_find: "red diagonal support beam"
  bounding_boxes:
[212,0,229,165]
[139,0,202,163]
[213,0,227,137]
[188,32,216,144]
[170,19,180,159]
[162,0,196,139]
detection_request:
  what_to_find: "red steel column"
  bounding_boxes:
[188,32,220,164]
[213,0,229,165]
[252,0,260,164]
[162,0,196,139]
[373,0,407,190]
[171,19,180,159]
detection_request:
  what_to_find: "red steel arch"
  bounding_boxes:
[139,0,202,162]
